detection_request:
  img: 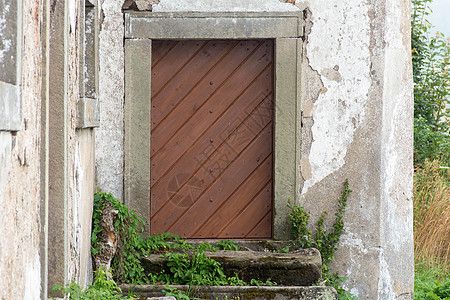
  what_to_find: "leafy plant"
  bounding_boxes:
[288,180,351,266]
[165,251,229,286]
[162,286,195,300]
[217,239,240,251]
[288,180,356,299]
[250,278,276,286]
[92,191,149,284]
[412,0,450,167]
[414,261,450,300]
[52,269,136,300]
[92,192,273,289]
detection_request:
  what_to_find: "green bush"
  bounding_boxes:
[412,0,450,167]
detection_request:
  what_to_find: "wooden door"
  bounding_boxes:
[150,40,274,239]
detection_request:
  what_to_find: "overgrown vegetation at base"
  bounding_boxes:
[82,181,356,299]
[288,180,358,300]
[91,191,275,297]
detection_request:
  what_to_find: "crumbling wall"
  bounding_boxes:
[296,0,413,299]
[0,0,44,298]
[0,0,98,298]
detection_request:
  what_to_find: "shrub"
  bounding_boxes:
[412,0,450,167]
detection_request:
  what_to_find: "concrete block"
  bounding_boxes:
[77,97,100,128]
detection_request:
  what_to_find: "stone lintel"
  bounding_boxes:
[125,11,303,39]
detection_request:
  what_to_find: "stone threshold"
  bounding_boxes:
[120,284,338,300]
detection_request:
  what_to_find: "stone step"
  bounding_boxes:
[141,247,322,286]
[121,284,338,300]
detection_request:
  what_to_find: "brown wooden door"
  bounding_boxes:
[150,40,274,239]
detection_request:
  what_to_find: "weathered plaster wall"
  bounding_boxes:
[61,0,97,290]
[1,0,97,297]
[0,0,44,298]
[74,129,96,288]
[379,0,414,298]
[296,0,414,299]
[67,0,83,284]
[96,0,125,199]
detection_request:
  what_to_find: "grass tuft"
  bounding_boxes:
[414,160,450,266]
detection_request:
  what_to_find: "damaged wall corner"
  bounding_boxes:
[122,0,159,11]
[295,0,413,299]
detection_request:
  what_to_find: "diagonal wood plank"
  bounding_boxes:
[150,39,274,238]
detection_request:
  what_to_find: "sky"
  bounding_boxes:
[428,0,450,37]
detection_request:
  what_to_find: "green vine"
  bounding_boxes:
[288,179,357,299]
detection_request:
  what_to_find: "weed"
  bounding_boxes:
[92,191,149,284]
[217,239,240,251]
[162,286,198,300]
[415,261,450,300]
[92,191,274,291]
[52,269,136,300]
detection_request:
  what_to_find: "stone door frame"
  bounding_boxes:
[124,11,303,239]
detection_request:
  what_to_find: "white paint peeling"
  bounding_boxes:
[377,249,395,299]
[23,253,41,300]
[69,0,77,33]
[152,0,299,12]
[0,132,11,227]
[340,232,369,255]
[301,0,371,194]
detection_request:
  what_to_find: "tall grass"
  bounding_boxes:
[414,159,450,267]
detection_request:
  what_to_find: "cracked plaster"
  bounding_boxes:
[300,0,371,195]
